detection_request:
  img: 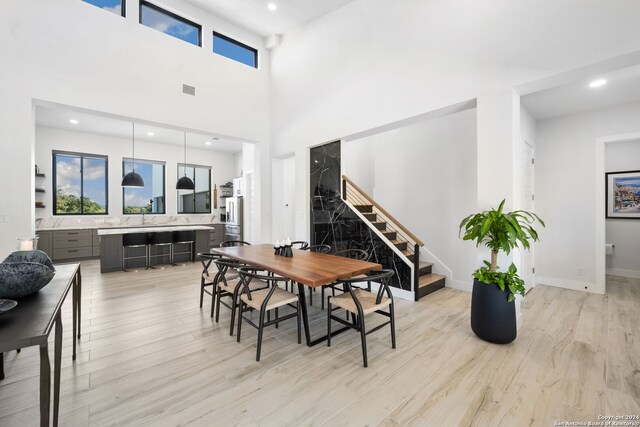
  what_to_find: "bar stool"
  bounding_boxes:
[173,230,196,265]
[148,232,173,268]
[122,233,149,271]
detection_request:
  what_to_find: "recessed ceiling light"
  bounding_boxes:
[147,132,155,136]
[213,137,220,140]
[589,79,607,88]
[69,119,79,124]
[267,3,277,11]
[205,141,212,146]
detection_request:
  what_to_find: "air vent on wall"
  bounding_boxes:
[182,84,196,96]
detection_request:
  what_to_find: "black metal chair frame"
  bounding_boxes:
[220,240,251,247]
[197,252,221,317]
[236,267,302,361]
[321,249,369,310]
[327,269,396,367]
[291,241,309,250]
[212,258,268,336]
[301,244,332,305]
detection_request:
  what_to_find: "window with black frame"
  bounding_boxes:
[53,151,108,215]
[140,1,201,46]
[122,159,166,214]
[81,0,125,16]
[177,164,211,214]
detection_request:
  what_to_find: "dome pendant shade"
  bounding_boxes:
[176,131,194,190]
[122,171,145,188]
[176,176,195,190]
[122,122,145,188]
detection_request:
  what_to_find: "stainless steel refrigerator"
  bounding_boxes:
[225,196,243,241]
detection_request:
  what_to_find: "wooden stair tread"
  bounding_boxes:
[418,261,433,270]
[419,273,446,287]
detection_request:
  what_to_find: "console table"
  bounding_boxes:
[0,263,82,426]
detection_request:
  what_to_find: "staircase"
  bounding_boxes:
[343,176,446,300]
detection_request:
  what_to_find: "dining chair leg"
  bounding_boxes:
[327,302,332,347]
[215,285,222,322]
[297,302,302,344]
[236,302,244,343]
[199,277,205,308]
[275,307,279,329]
[359,314,368,368]
[390,303,397,349]
[321,287,325,310]
[256,307,267,362]
[308,287,313,306]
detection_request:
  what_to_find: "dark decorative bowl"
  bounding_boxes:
[0,299,18,315]
[0,250,56,298]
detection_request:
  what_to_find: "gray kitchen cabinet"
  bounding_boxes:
[50,229,98,262]
[36,230,53,259]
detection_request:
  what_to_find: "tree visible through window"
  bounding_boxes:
[122,159,166,214]
[53,152,108,215]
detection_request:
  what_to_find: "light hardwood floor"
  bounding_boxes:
[1,261,639,426]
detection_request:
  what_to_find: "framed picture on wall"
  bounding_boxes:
[606,170,640,219]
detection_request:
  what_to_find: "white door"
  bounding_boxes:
[521,141,535,292]
[272,156,296,241]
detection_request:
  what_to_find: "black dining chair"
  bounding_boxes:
[213,258,268,336]
[236,267,302,361]
[220,240,251,247]
[301,244,332,305]
[197,252,221,317]
[328,269,396,367]
[291,241,309,250]
[321,249,369,310]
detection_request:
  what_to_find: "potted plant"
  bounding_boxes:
[459,199,544,344]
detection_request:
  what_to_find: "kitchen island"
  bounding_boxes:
[97,225,214,273]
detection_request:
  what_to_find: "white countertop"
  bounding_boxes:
[37,223,222,232]
[97,225,215,235]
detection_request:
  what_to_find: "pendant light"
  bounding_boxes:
[121,122,145,188]
[176,131,195,190]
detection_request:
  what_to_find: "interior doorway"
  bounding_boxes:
[521,140,535,292]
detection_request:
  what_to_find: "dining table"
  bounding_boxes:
[211,244,382,346]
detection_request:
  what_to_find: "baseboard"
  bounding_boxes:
[536,276,603,294]
[606,268,640,279]
[445,279,472,293]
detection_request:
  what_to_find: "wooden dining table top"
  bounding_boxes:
[211,244,382,288]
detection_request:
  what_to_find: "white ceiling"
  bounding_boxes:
[183,0,355,37]
[521,64,640,120]
[35,105,244,153]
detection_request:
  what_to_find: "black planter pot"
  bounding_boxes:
[470,279,517,344]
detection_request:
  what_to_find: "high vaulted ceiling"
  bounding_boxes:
[182,0,355,37]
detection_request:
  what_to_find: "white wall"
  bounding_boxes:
[34,126,238,226]
[536,101,640,293]
[269,0,640,266]
[343,108,479,290]
[605,140,640,278]
[0,0,270,257]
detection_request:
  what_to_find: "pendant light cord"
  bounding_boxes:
[183,132,187,177]
[132,122,136,173]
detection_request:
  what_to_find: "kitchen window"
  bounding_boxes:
[81,0,125,17]
[212,31,257,68]
[140,1,201,46]
[122,159,166,214]
[177,164,211,214]
[53,151,108,215]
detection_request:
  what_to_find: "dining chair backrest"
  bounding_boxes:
[220,240,251,247]
[236,267,288,302]
[197,252,220,274]
[303,244,332,254]
[334,249,369,261]
[339,269,395,304]
[291,241,309,250]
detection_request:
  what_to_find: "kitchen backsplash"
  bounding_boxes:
[36,214,219,229]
